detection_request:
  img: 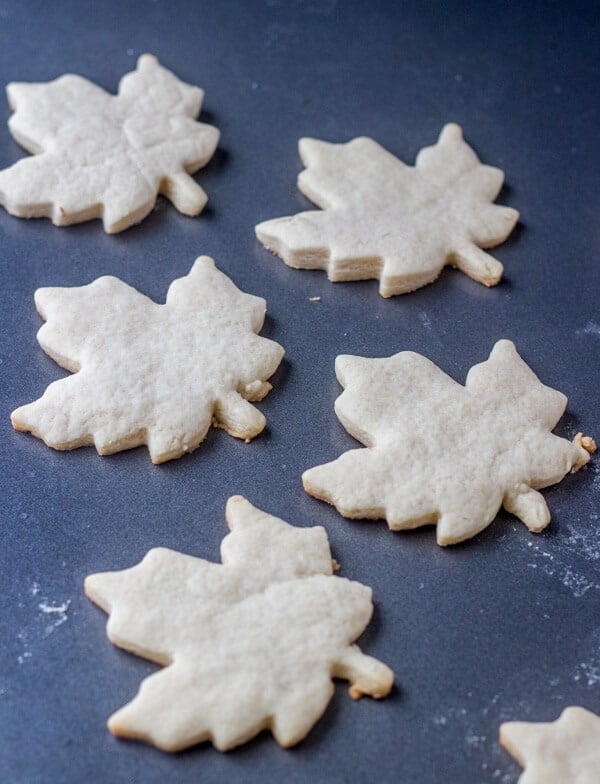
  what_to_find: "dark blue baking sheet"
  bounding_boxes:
[1,1,598,782]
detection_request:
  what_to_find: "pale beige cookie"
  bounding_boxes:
[500,706,600,783]
[303,340,595,545]
[85,496,393,752]
[11,257,284,463]
[256,124,518,296]
[0,54,219,233]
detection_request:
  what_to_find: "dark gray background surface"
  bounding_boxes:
[0,1,598,782]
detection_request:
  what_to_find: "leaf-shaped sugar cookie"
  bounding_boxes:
[500,707,600,783]
[256,124,518,296]
[0,54,219,233]
[11,257,284,463]
[303,340,595,545]
[85,496,393,751]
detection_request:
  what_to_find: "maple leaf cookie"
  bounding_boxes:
[0,54,219,232]
[85,496,393,751]
[303,340,595,545]
[500,707,600,783]
[11,257,284,463]
[256,124,518,296]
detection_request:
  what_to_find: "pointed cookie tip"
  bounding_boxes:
[334,353,355,374]
[10,404,33,432]
[254,219,271,239]
[83,570,118,610]
[137,53,159,70]
[335,354,375,386]
[225,495,260,531]
[83,572,101,599]
[107,708,179,752]
[107,707,133,739]
[255,218,287,249]
[6,82,25,110]
[439,122,464,143]
[301,467,316,490]
[490,338,517,358]
[498,720,522,752]
[298,136,321,154]
[506,206,520,226]
[298,136,338,164]
[204,123,220,148]
[191,255,216,271]
[226,494,248,511]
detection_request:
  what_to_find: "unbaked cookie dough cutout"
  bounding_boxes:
[0,54,219,232]
[303,340,595,545]
[500,707,600,783]
[85,496,393,752]
[256,124,518,296]
[11,257,284,463]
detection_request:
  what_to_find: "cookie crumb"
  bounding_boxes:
[574,433,597,454]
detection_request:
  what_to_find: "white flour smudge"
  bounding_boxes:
[560,567,596,597]
[577,321,600,338]
[527,560,598,597]
[490,771,514,783]
[524,516,600,597]
[38,599,71,636]
[563,514,600,560]
[16,631,32,665]
[571,637,600,689]
[573,662,600,687]
[466,734,486,750]
[16,587,72,662]
[418,311,432,331]
[17,580,71,664]
[432,698,519,783]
